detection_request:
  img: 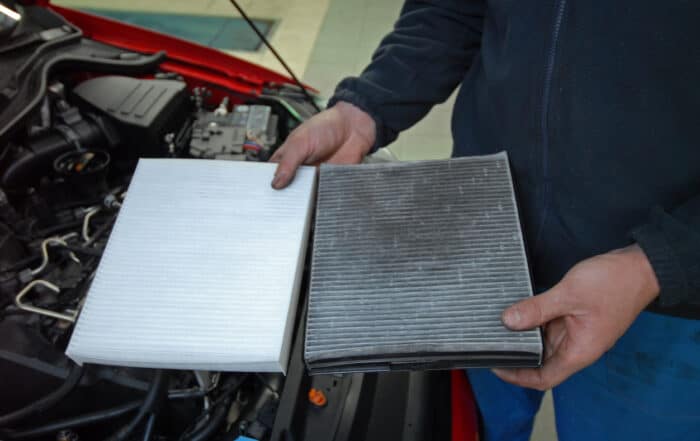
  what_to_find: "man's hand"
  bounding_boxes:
[493,245,660,390]
[270,102,376,189]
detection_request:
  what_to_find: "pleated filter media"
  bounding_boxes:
[66,159,316,373]
[305,152,543,374]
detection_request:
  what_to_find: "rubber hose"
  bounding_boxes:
[104,370,167,441]
[0,363,84,427]
[188,396,232,441]
[141,413,156,441]
[3,401,141,440]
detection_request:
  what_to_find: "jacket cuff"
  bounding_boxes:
[631,207,688,307]
[327,78,399,153]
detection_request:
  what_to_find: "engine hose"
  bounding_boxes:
[187,396,233,441]
[2,400,141,440]
[0,362,84,427]
[177,375,246,441]
[141,413,156,441]
[104,370,168,441]
[3,387,206,439]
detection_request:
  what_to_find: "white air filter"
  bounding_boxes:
[66,159,316,373]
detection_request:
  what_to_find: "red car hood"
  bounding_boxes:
[22,0,311,97]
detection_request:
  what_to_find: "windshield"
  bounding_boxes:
[51,1,275,52]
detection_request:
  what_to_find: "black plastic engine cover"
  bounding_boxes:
[0,5,166,147]
[71,76,190,156]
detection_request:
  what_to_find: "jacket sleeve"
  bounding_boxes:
[632,194,700,307]
[327,0,486,150]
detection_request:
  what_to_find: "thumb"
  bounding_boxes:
[502,286,567,330]
[270,138,312,189]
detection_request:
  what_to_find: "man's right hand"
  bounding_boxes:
[270,101,376,189]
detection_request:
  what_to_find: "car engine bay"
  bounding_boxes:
[0,3,453,441]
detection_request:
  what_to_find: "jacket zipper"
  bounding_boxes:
[534,0,567,248]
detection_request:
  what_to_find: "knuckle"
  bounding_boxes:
[286,135,301,148]
[533,303,545,325]
[534,377,552,391]
[521,301,543,326]
[290,130,315,158]
[530,374,547,391]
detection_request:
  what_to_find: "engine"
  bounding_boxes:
[0,72,308,440]
[0,3,456,440]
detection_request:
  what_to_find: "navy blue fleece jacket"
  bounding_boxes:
[328,0,700,318]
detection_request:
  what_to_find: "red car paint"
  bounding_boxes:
[452,370,479,441]
[41,0,314,103]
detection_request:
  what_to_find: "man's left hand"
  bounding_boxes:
[492,245,660,390]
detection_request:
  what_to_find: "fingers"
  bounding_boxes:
[492,338,583,390]
[327,141,366,164]
[493,321,594,390]
[492,351,570,390]
[270,138,313,189]
[271,136,367,188]
[543,319,567,360]
[269,104,375,189]
[502,284,568,331]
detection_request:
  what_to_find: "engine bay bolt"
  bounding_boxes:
[103,194,120,209]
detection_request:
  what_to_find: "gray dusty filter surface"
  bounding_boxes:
[304,152,543,374]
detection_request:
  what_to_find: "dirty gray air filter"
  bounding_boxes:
[304,152,543,374]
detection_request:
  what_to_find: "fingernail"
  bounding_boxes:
[271,172,287,189]
[503,308,520,328]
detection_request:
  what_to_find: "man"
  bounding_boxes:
[271,1,700,439]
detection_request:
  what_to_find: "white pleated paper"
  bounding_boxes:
[66,159,316,373]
